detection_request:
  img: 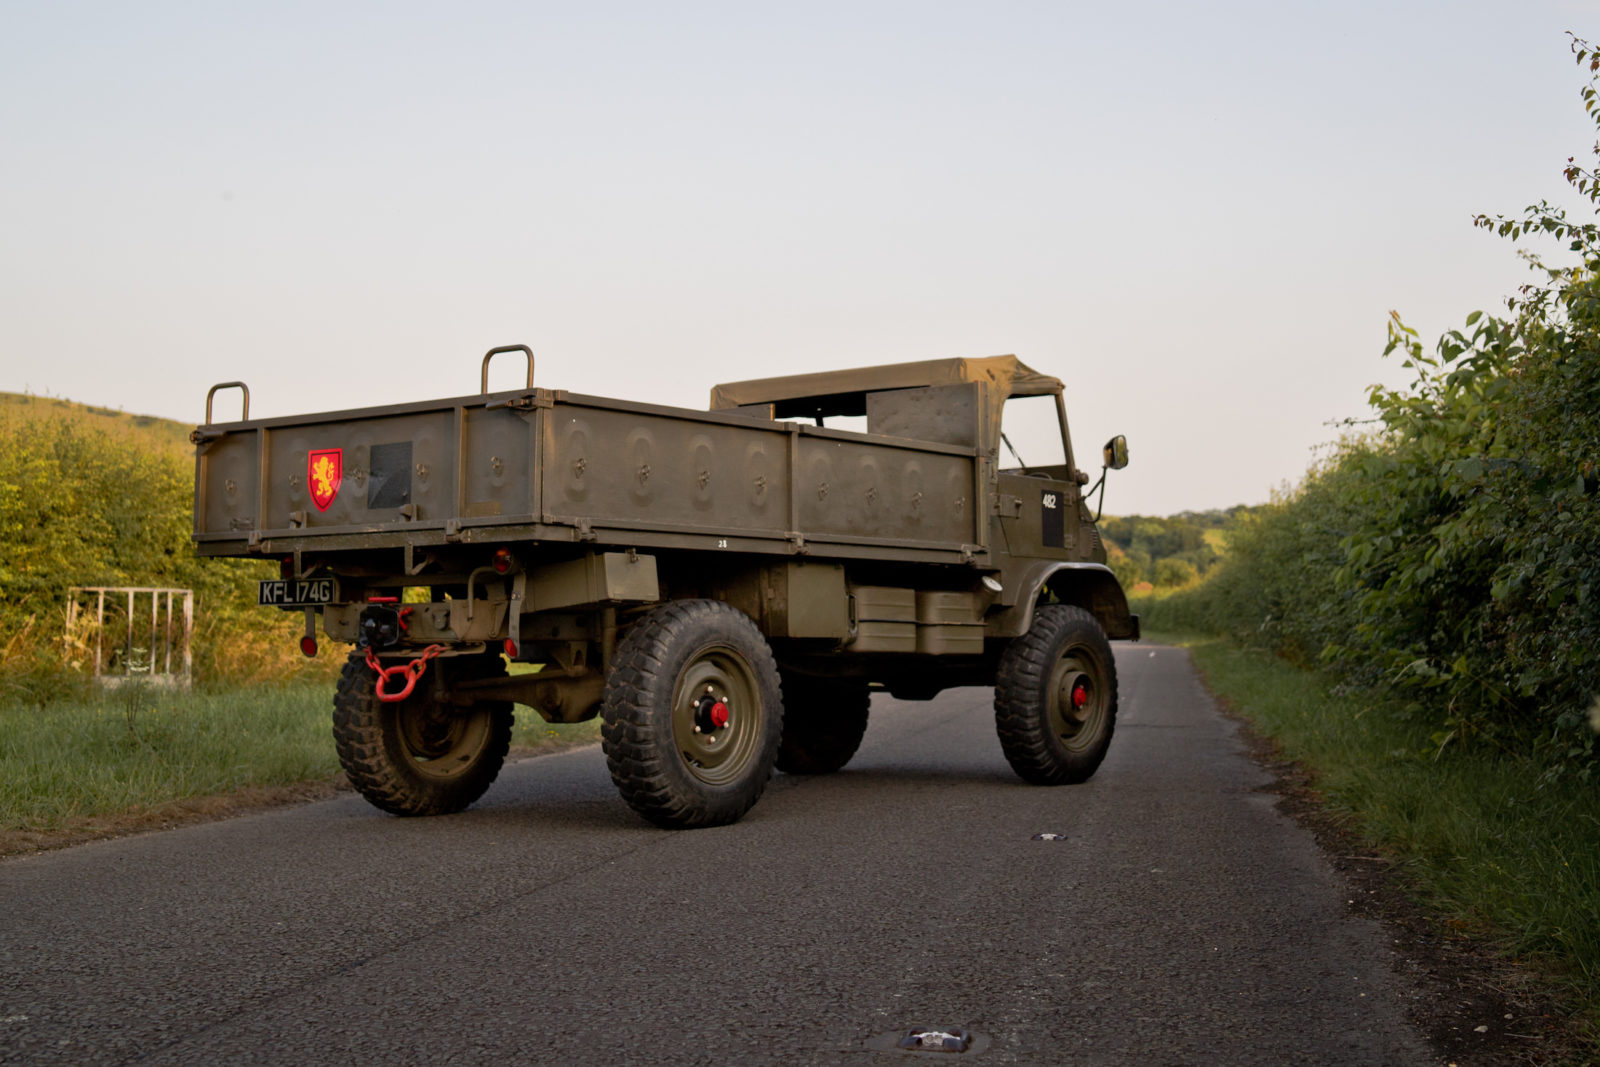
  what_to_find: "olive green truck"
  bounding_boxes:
[192,347,1135,828]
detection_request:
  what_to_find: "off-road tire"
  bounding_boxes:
[775,672,870,775]
[994,604,1117,785]
[601,600,783,829]
[333,654,513,816]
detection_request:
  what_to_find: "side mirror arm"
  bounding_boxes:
[1087,469,1110,523]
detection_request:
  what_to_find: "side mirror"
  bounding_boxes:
[1102,434,1129,471]
[1087,435,1129,522]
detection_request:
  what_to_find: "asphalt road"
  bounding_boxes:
[0,645,1435,1065]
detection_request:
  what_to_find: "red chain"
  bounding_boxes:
[364,644,447,703]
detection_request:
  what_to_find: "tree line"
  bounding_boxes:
[1099,508,1251,591]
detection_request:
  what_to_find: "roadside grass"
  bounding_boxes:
[1150,631,1600,1032]
[0,681,601,836]
[509,711,603,753]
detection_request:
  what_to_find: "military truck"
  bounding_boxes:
[192,346,1135,828]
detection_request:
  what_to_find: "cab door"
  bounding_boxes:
[992,392,1083,559]
[995,469,1079,559]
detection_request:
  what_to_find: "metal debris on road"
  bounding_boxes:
[897,1027,972,1052]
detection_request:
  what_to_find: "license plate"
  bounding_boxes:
[258,578,339,607]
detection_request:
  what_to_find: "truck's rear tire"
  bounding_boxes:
[333,654,513,816]
[601,600,783,828]
[994,604,1117,785]
[775,672,870,775]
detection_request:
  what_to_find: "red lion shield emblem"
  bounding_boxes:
[308,449,342,511]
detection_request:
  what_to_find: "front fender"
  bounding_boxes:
[985,561,1139,641]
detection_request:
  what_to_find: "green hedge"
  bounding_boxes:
[0,400,328,700]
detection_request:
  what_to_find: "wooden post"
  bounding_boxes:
[94,589,105,676]
[124,589,134,677]
[182,591,193,685]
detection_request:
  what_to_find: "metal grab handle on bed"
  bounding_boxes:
[481,345,534,394]
[204,381,250,424]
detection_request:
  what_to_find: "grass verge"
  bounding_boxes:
[0,680,602,852]
[1155,631,1600,1041]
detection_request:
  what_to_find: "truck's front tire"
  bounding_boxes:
[333,654,513,816]
[776,673,870,775]
[602,600,783,828]
[994,605,1117,785]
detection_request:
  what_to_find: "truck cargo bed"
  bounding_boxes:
[193,387,986,565]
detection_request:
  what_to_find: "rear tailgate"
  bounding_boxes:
[192,391,540,555]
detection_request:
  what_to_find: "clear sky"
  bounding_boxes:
[2,1,1594,515]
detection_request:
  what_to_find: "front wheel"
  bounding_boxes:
[333,653,513,816]
[994,605,1118,785]
[602,600,784,828]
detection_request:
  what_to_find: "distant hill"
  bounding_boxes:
[0,392,192,453]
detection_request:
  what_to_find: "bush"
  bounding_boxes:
[1152,556,1199,589]
[0,405,338,696]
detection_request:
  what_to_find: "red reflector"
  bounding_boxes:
[492,547,514,574]
[503,638,518,658]
[300,636,318,657]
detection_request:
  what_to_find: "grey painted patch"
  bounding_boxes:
[367,441,412,509]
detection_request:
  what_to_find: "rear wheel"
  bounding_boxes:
[602,600,784,828]
[994,605,1117,785]
[333,653,513,816]
[775,672,870,775]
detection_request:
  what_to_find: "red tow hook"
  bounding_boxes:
[364,644,447,703]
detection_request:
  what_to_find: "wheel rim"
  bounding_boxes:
[395,701,493,781]
[671,643,762,786]
[1047,649,1107,753]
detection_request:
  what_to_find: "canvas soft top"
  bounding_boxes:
[708,355,1061,424]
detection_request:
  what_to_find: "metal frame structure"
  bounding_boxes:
[65,587,194,687]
